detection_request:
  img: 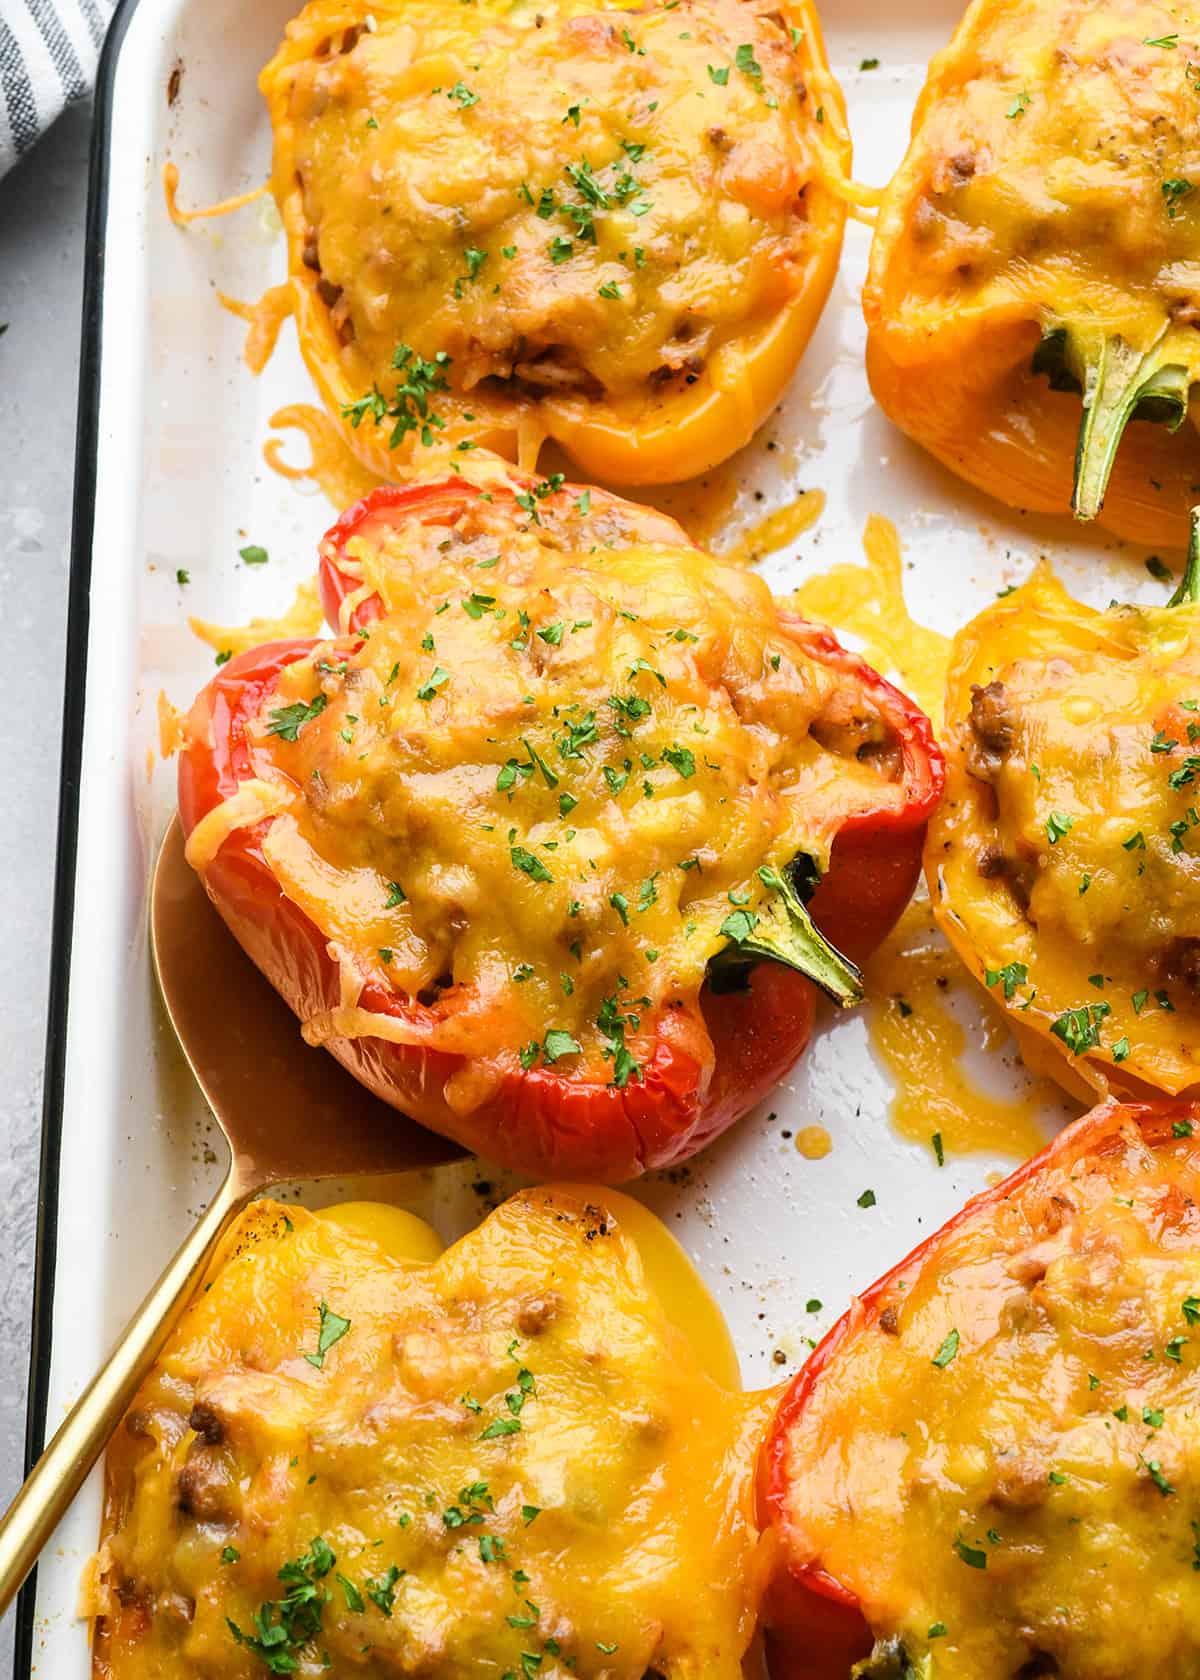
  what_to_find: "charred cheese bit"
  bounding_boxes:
[868,0,1200,526]
[261,0,844,473]
[229,514,900,1083]
[774,1117,1200,1679]
[928,559,1200,1099]
[93,1188,773,1680]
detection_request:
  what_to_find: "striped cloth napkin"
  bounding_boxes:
[0,0,114,179]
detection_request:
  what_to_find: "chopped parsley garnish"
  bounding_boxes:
[511,845,553,883]
[1050,1002,1110,1056]
[1140,1455,1176,1496]
[932,1329,959,1368]
[596,993,643,1087]
[416,664,451,701]
[543,1029,582,1061]
[366,1564,403,1615]
[303,1300,351,1369]
[707,63,730,84]
[857,1188,877,1209]
[337,1574,364,1612]
[480,1415,522,1440]
[227,1536,335,1670]
[984,960,1027,1000]
[267,694,327,742]
[1164,177,1193,218]
[1045,811,1074,845]
[1006,89,1031,117]
[720,909,758,944]
[239,544,268,565]
[953,1535,987,1569]
[342,344,451,449]
[662,743,696,778]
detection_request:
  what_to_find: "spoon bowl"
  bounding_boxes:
[0,814,461,1615]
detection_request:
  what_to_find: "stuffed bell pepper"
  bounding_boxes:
[92,1185,774,1678]
[178,469,942,1180]
[764,1095,1200,1680]
[260,0,850,485]
[927,523,1200,1106]
[866,0,1200,545]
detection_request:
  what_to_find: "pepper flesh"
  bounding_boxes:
[866,0,1200,545]
[260,0,849,486]
[764,1096,1200,1680]
[179,477,941,1181]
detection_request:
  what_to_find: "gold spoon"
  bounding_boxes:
[0,815,460,1613]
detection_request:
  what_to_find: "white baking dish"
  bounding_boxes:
[20,0,1154,1668]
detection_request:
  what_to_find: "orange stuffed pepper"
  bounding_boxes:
[866,0,1200,545]
[260,0,849,485]
[926,524,1200,1105]
[764,1096,1200,1679]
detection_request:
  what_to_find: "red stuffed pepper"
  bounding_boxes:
[764,1096,1200,1680]
[179,470,941,1181]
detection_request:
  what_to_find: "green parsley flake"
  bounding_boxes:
[304,1300,351,1369]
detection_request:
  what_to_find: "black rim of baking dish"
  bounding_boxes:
[14,0,141,1664]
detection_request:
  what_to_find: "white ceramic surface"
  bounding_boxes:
[26,0,1168,1668]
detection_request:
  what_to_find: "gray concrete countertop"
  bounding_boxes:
[0,99,93,1667]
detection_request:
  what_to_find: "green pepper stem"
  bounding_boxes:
[1069,327,1189,522]
[1168,506,1200,606]
[851,1640,931,1680]
[709,868,862,1007]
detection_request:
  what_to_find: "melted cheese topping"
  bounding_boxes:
[219,502,906,1083]
[874,0,1200,367]
[929,562,1200,1098]
[775,1117,1200,1679]
[93,1187,773,1680]
[791,515,950,733]
[262,0,833,424]
[189,578,326,660]
[265,402,388,508]
[864,898,1056,1162]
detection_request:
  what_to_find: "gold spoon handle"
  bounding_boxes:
[0,1168,250,1618]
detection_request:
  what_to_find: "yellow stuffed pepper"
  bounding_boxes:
[927,518,1200,1105]
[260,0,849,486]
[867,0,1200,546]
[90,1187,773,1678]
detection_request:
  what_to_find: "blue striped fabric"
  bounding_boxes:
[0,0,113,177]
